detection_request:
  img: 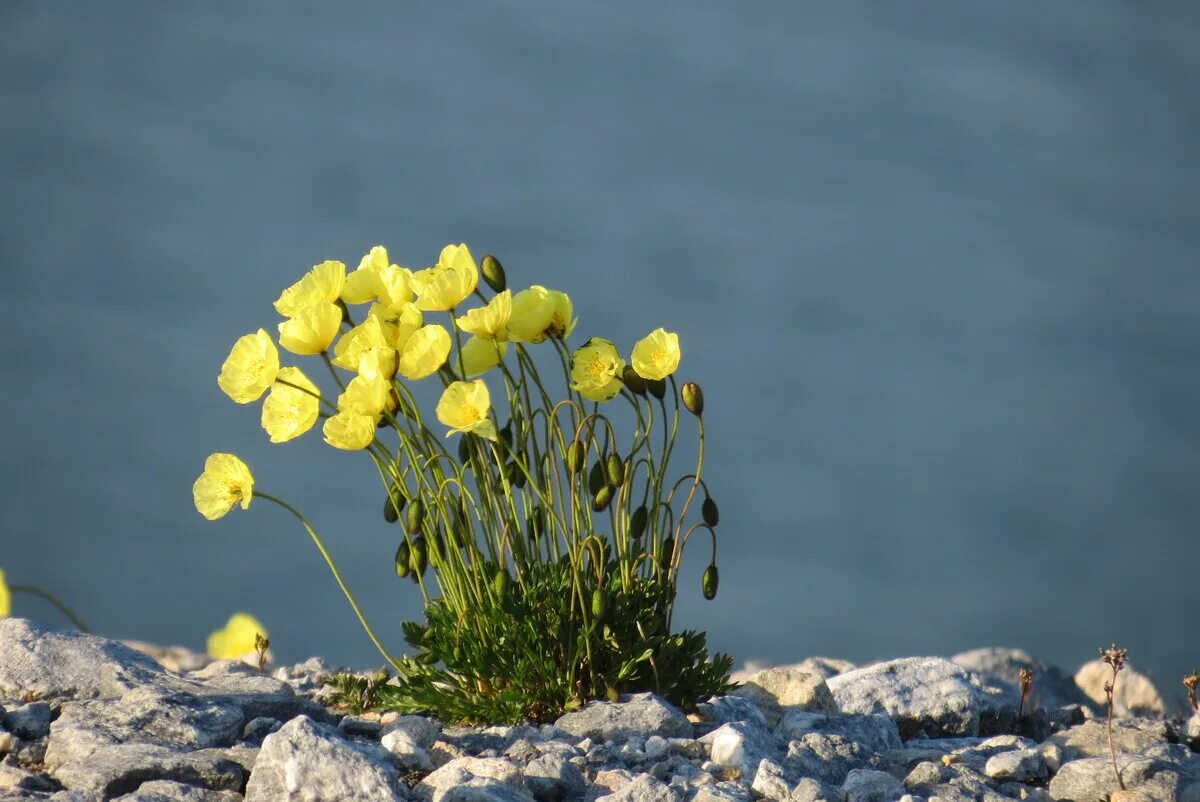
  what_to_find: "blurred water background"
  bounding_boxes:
[3,3,1198,699]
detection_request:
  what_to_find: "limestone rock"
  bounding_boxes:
[1043,719,1168,762]
[777,711,901,754]
[110,779,245,801]
[689,782,750,802]
[416,757,529,802]
[826,658,1007,738]
[594,774,677,802]
[555,694,692,742]
[701,722,781,779]
[382,727,434,772]
[790,776,844,802]
[841,768,904,802]
[952,648,1091,713]
[692,697,767,735]
[983,748,1048,783]
[1074,660,1165,718]
[51,688,244,750]
[1048,756,1190,801]
[784,732,884,786]
[729,668,837,728]
[244,715,403,802]
[6,701,52,740]
[525,753,586,802]
[122,641,211,674]
[748,759,794,802]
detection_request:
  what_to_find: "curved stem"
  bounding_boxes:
[9,585,90,632]
[253,491,403,673]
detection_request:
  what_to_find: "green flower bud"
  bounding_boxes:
[567,441,586,474]
[659,537,675,569]
[621,365,647,397]
[499,423,514,450]
[593,485,613,513]
[646,378,667,400]
[588,459,607,495]
[702,564,719,600]
[605,685,620,702]
[383,491,405,524]
[629,505,648,540]
[425,529,444,567]
[407,498,425,534]
[702,497,720,527]
[493,567,510,597]
[481,254,506,293]
[458,436,472,465]
[681,381,704,416]
[504,460,527,488]
[606,452,625,486]
[410,535,428,577]
[591,586,607,620]
[394,541,411,578]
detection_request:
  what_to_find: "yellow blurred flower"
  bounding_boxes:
[397,324,451,380]
[192,453,254,520]
[322,411,377,450]
[331,315,394,371]
[261,367,321,443]
[461,335,508,378]
[631,328,680,380]
[436,380,498,441]
[508,286,577,343]
[571,337,624,402]
[337,350,396,417]
[274,260,346,317]
[207,612,267,660]
[455,289,511,339]
[411,243,478,311]
[0,568,9,617]
[217,329,280,404]
[278,302,342,355]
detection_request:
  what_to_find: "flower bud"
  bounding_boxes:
[409,535,428,577]
[681,382,704,416]
[481,254,506,293]
[592,485,613,513]
[407,498,425,534]
[567,441,586,474]
[458,436,472,465]
[629,505,648,540]
[493,567,510,597]
[702,564,719,600]
[702,497,719,527]
[394,541,411,577]
[591,586,607,620]
[646,378,666,400]
[659,537,675,569]
[383,491,404,524]
[606,453,625,486]
[605,685,620,702]
[499,423,514,450]
[621,365,647,397]
[588,460,607,495]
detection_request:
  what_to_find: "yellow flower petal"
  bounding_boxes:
[631,328,681,380]
[336,351,395,417]
[261,367,321,443]
[274,260,346,317]
[322,411,378,450]
[411,243,478,311]
[217,329,280,404]
[192,453,254,520]
[206,612,267,660]
[332,315,392,371]
[455,289,512,339]
[460,335,508,378]
[570,337,625,400]
[0,568,10,617]
[508,285,576,343]
[436,380,497,440]
[277,302,343,355]
[397,324,451,380]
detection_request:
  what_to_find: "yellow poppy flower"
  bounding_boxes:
[217,329,280,404]
[274,260,346,317]
[322,411,377,450]
[331,315,393,371]
[411,243,478,311]
[0,568,10,617]
[192,453,254,520]
[207,612,267,660]
[337,351,395,417]
[455,289,511,339]
[436,380,498,441]
[277,302,342,355]
[508,286,577,343]
[261,367,321,443]
[368,301,424,350]
[461,335,508,378]
[631,328,681,380]
[375,265,415,312]
[341,246,389,305]
[397,324,451,380]
[571,337,625,402]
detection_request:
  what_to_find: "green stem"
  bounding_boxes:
[9,585,90,632]
[253,491,403,673]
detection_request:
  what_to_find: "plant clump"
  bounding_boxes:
[193,243,734,722]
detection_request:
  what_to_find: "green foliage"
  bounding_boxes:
[374,559,734,724]
[324,669,393,716]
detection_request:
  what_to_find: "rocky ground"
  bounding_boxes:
[1,618,1198,801]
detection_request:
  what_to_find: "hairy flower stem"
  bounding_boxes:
[1101,645,1127,791]
[9,585,90,632]
[254,491,403,673]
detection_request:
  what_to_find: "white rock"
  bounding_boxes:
[382,728,434,771]
[984,748,1047,782]
[1074,660,1165,718]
